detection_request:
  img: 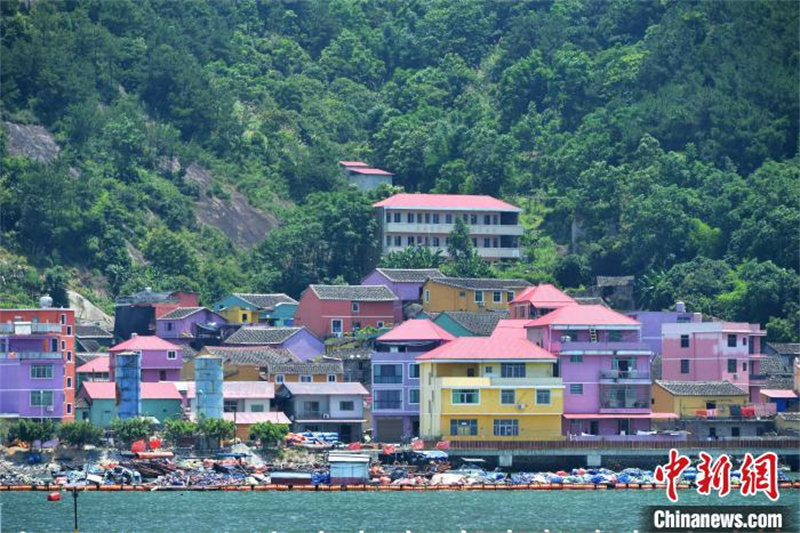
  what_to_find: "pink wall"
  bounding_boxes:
[662,330,754,388]
[295,290,401,339]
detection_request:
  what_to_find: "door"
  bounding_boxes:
[618,419,630,435]
[331,319,343,335]
[589,421,599,435]
[339,424,353,443]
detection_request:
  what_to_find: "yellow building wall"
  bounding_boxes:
[652,384,748,418]
[219,306,260,324]
[431,362,554,378]
[265,373,344,383]
[441,414,563,441]
[182,356,261,381]
[423,281,522,313]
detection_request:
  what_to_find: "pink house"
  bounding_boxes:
[294,285,401,339]
[509,284,576,319]
[661,322,767,403]
[109,334,182,382]
[526,305,676,437]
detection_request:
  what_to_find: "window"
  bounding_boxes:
[471,238,478,247]
[159,370,167,381]
[450,419,477,436]
[66,377,72,389]
[727,334,737,348]
[242,313,248,322]
[484,238,491,248]
[407,213,414,223]
[452,389,479,404]
[250,404,265,412]
[484,366,494,374]
[339,401,355,411]
[351,302,360,313]
[493,215,499,224]
[569,384,583,395]
[484,214,491,225]
[500,389,515,405]
[475,291,484,303]
[433,214,440,224]
[300,375,312,383]
[50,338,58,352]
[394,213,401,223]
[60,314,66,325]
[608,330,622,342]
[493,238,499,248]
[432,237,440,247]
[166,322,173,332]
[376,321,385,329]
[386,236,391,246]
[61,340,66,350]
[742,336,747,346]
[386,212,391,223]
[424,290,430,303]
[569,354,583,363]
[743,362,747,371]
[445,214,453,224]
[66,326,72,336]
[331,319,343,334]
[501,363,526,378]
[536,390,551,405]
[470,215,477,225]
[31,365,53,379]
[275,374,284,384]
[408,389,420,404]
[327,374,337,382]
[66,403,72,415]
[727,359,737,373]
[394,236,401,246]
[409,363,420,379]
[492,291,502,303]
[680,335,690,348]
[31,390,54,407]
[374,390,402,409]
[303,401,320,415]
[224,400,238,413]
[425,213,431,223]
[374,364,402,384]
[493,419,519,437]
[407,236,415,245]
[66,351,72,362]
[680,359,690,374]
[731,427,740,437]
[167,350,177,360]
[507,291,514,302]
[459,291,466,297]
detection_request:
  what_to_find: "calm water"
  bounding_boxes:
[0,489,796,533]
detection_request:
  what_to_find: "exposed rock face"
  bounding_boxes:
[184,162,279,249]
[3,122,61,163]
[68,290,113,328]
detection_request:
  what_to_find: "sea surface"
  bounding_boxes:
[0,488,795,533]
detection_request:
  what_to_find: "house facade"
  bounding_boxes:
[155,307,228,345]
[430,311,508,337]
[373,193,523,260]
[418,337,564,442]
[422,277,530,313]
[0,307,76,421]
[114,289,199,341]
[211,293,298,326]
[276,382,369,442]
[294,285,401,339]
[181,346,297,381]
[75,355,110,391]
[222,326,324,361]
[76,381,182,427]
[340,161,394,191]
[624,305,701,357]
[109,334,183,383]
[371,319,455,442]
[509,284,576,319]
[361,268,445,305]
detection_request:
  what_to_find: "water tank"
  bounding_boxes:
[195,355,223,419]
[39,295,53,309]
[115,351,142,420]
[675,301,686,313]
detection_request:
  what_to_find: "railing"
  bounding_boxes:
[599,369,651,380]
[489,377,562,387]
[421,438,800,451]
[570,434,689,443]
[558,340,650,353]
[0,323,62,334]
[373,401,403,410]
[373,376,403,384]
[383,222,523,236]
[0,351,62,359]
[296,411,322,419]
[599,401,650,410]
[749,373,768,381]
[681,403,777,419]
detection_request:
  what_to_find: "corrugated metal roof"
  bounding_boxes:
[510,284,576,307]
[183,381,275,400]
[76,356,110,373]
[81,381,182,400]
[373,193,521,212]
[223,411,291,424]
[416,336,555,361]
[377,319,455,342]
[110,335,181,352]
[760,389,797,399]
[338,161,368,167]
[281,382,368,396]
[525,305,640,328]
[349,167,394,175]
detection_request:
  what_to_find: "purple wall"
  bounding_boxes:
[371,349,423,440]
[625,310,698,356]
[0,358,65,418]
[282,329,325,361]
[362,271,422,302]
[156,309,227,341]
[110,348,182,383]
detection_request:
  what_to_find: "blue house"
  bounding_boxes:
[212,293,298,326]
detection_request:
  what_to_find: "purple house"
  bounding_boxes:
[361,269,445,316]
[109,334,182,382]
[625,303,701,357]
[156,307,228,345]
[371,319,455,442]
[222,326,324,362]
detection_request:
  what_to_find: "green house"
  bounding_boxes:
[76,382,183,427]
[430,311,508,337]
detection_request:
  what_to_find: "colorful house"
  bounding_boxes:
[75,355,110,391]
[764,342,800,367]
[373,193,523,260]
[181,346,297,381]
[109,334,183,383]
[340,161,394,191]
[509,284,576,319]
[361,268,446,305]
[371,319,455,442]
[75,324,113,353]
[76,381,182,427]
[430,310,508,337]
[759,389,798,413]
[624,304,701,357]
[275,382,369,443]
[262,360,344,384]
[0,307,76,421]
[422,277,530,313]
[222,326,324,361]
[661,322,767,403]
[417,337,564,442]
[211,293,298,326]
[294,285,401,339]
[525,305,675,437]
[114,289,199,341]
[155,307,228,345]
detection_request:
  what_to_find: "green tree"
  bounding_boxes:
[58,420,104,447]
[381,246,444,269]
[249,421,289,447]
[142,227,199,278]
[164,419,197,444]
[110,418,154,446]
[6,419,58,445]
[197,417,235,443]
[444,218,492,278]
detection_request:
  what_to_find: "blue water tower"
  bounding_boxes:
[195,354,223,419]
[115,350,141,419]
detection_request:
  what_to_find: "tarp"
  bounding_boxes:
[417,450,448,460]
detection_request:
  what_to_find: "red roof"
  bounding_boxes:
[350,167,394,176]
[373,193,521,212]
[81,381,182,400]
[525,305,640,328]
[76,357,110,373]
[511,284,576,307]
[377,319,455,342]
[563,413,678,419]
[110,335,181,352]
[223,412,291,425]
[338,161,368,167]
[760,389,798,399]
[416,336,555,361]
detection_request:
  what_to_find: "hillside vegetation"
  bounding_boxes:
[0,1,797,338]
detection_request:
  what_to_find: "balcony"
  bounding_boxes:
[599,369,651,382]
[382,245,520,260]
[558,340,650,355]
[0,351,62,359]
[488,376,562,387]
[748,373,768,384]
[685,403,776,419]
[384,222,523,236]
[599,400,650,413]
[373,376,403,384]
[373,401,403,410]
[0,323,62,334]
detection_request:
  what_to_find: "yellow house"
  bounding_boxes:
[652,380,749,418]
[422,278,531,313]
[211,293,298,325]
[418,336,564,441]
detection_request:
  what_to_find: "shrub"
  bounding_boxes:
[6,419,58,445]
[164,419,197,443]
[249,422,289,447]
[58,420,104,447]
[197,417,235,442]
[110,418,154,445]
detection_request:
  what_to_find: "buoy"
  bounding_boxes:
[47,491,61,501]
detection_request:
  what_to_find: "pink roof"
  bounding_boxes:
[490,320,530,340]
[416,336,555,361]
[760,389,798,399]
[76,357,110,373]
[377,319,455,342]
[110,335,181,352]
[511,284,576,307]
[349,167,394,176]
[223,412,291,425]
[338,161,368,167]
[563,413,678,419]
[81,381,182,400]
[184,381,275,400]
[525,305,640,328]
[373,193,521,212]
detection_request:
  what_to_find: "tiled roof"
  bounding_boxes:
[325,347,373,360]
[77,339,102,353]
[224,326,304,345]
[231,293,297,310]
[574,296,610,307]
[760,355,791,376]
[76,356,110,373]
[417,336,556,361]
[223,412,291,425]
[157,307,206,320]
[75,324,112,338]
[110,335,181,352]
[596,276,635,287]
[374,268,446,283]
[777,412,800,421]
[525,305,640,328]
[265,360,344,375]
[655,380,748,397]
[309,285,398,302]
[81,381,182,400]
[767,343,800,356]
[511,284,576,307]
[281,382,369,396]
[202,346,297,366]
[183,381,275,400]
[438,311,508,336]
[429,277,531,291]
[76,352,106,366]
[377,319,455,343]
[373,193,521,212]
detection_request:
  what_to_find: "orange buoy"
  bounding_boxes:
[47,491,61,501]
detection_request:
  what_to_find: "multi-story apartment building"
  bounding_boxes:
[661,322,767,403]
[418,337,564,442]
[371,319,455,442]
[373,193,523,260]
[525,305,675,437]
[0,305,76,421]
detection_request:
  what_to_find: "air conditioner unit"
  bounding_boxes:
[733,373,739,380]
[516,404,526,410]
[46,406,54,413]
[322,413,331,419]
[561,335,572,342]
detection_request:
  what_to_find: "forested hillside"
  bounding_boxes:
[1,1,797,338]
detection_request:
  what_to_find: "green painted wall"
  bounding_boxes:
[79,399,182,427]
[431,315,475,337]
